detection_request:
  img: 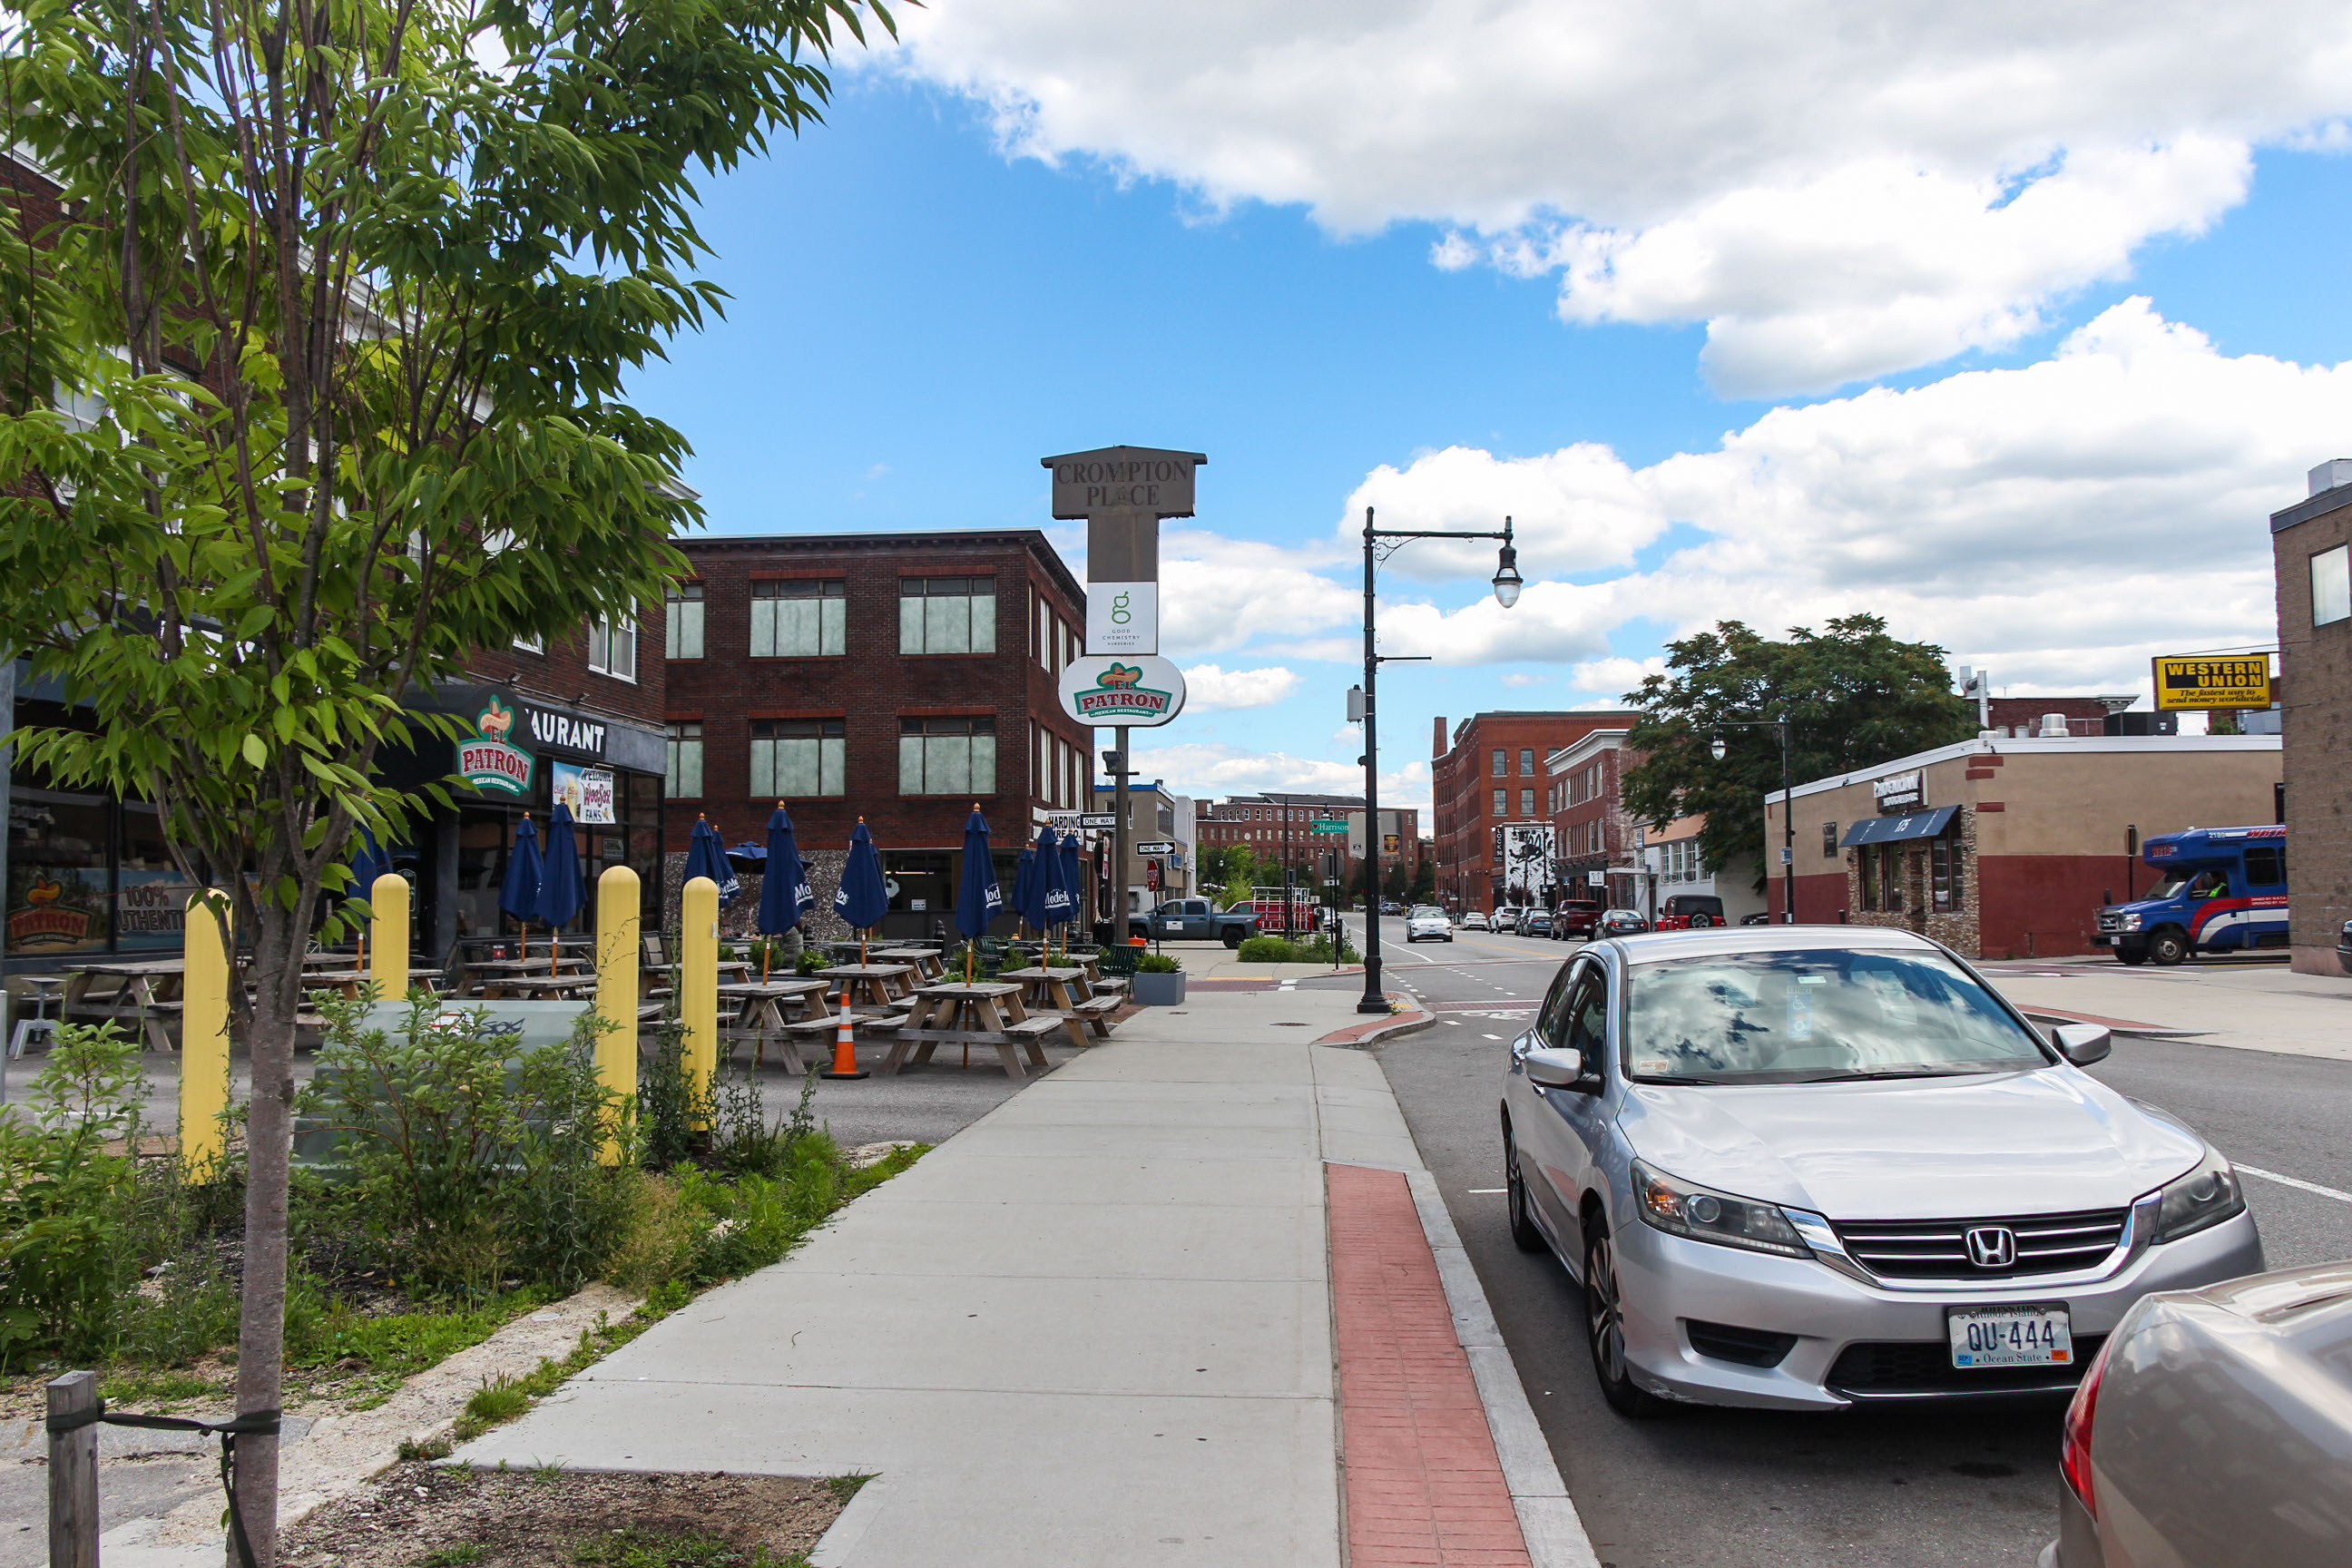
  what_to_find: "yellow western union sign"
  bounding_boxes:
[2152,655,2272,711]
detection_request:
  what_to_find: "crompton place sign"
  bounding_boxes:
[1042,446,1207,520]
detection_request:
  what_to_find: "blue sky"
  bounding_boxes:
[627,5,2352,808]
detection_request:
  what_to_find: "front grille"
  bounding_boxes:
[1830,1207,2129,1279]
[2097,912,2126,932]
[1828,1337,2103,1397]
[1684,1320,1798,1368]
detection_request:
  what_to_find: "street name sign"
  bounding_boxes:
[2152,654,2272,711]
[1310,819,1348,834]
[1079,812,1117,828]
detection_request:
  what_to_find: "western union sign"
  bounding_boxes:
[2152,655,2272,711]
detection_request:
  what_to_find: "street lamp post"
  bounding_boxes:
[1711,720,1797,923]
[1359,506,1522,1014]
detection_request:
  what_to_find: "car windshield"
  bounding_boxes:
[1623,948,2048,1083]
[2141,872,2192,899]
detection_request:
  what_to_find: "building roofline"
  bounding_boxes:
[2271,483,2352,534]
[680,528,1084,604]
[1544,727,1632,770]
[1769,733,2283,805]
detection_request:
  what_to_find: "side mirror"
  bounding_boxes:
[2052,1022,2112,1067]
[1523,1046,1602,1093]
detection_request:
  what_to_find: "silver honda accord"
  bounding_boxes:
[1499,926,2263,1416]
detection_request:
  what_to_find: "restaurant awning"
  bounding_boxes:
[1841,806,1959,848]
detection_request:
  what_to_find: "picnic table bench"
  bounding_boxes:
[878,981,1066,1080]
[995,965,1121,1046]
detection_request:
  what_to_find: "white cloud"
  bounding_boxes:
[1343,443,1664,583]
[1126,742,1432,811]
[1156,528,1357,655]
[883,1,2352,390]
[1500,673,1548,689]
[1181,662,1304,711]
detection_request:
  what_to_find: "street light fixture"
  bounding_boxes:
[1358,507,1521,1014]
[1710,718,1797,923]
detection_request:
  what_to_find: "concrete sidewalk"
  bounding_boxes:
[459,985,1589,1566]
[1980,958,2352,1062]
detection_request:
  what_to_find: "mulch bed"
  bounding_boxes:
[279,1462,848,1565]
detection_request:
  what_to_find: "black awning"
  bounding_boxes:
[1841,806,1959,848]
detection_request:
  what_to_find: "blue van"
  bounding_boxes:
[2092,825,2288,965]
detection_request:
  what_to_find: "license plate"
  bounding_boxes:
[1947,1305,2073,1369]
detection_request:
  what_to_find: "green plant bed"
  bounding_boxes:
[1235,934,1357,964]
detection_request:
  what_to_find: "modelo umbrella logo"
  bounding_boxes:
[459,698,535,795]
[1058,654,1187,728]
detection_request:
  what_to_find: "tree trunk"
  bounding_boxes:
[229,904,305,1568]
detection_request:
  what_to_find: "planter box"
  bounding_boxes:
[1131,970,1187,1006]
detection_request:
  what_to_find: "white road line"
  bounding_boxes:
[1444,1020,1463,1027]
[2239,1164,2352,1205]
[1482,1033,1503,1040]
[1465,1188,1505,1194]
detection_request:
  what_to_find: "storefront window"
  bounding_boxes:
[7,789,113,954]
[1880,845,1905,913]
[116,805,198,951]
[1931,836,1962,913]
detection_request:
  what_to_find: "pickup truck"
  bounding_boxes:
[1129,897,1259,948]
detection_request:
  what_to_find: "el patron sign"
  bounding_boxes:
[1060,655,1188,727]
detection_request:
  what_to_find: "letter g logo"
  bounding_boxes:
[1110,592,1132,625]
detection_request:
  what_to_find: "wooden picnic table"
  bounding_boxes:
[882,980,1064,1080]
[466,955,593,975]
[62,959,189,1051]
[995,965,1112,1048]
[473,974,600,1000]
[816,963,916,1008]
[871,946,946,980]
[716,978,835,1072]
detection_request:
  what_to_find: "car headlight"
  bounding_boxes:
[1631,1161,1810,1259]
[2148,1147,2245,1243]
[2117,913,2142,932]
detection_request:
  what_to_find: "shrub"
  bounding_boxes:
[1237,932,1353,965]
[1133,953,1181,974]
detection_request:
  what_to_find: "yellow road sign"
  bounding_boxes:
[2152,655,2272,711]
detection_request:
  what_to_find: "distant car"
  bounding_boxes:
[1524,909,1554,936]
[2044,1262,2351,1568]
[1406,906,1454,943]
[1461,911,1490,931]
[1493,905,1521,933]
[1655,894,1727,930]
[1553,900,1602,940]
[1381,900,1406,916]
[1740,911,1774,926]
[1597,908,1650,936]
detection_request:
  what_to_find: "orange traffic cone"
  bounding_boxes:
[821,985,868,1080]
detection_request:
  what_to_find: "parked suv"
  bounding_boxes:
[1523,908,1555,937]
[1655,894,1727,930]
[1553,900,1602,940]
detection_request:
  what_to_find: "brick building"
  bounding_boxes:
[1431,711,1636,913]
[1545,727,1639,906]
[1193,794,1420,897]
[1765,735,2281,957]
[662,530,1093,941]
[2272,458,2352,975]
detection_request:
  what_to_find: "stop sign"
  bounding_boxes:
[1146,859,1161,891]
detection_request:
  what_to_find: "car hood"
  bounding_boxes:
[1616,1069,2206,1220]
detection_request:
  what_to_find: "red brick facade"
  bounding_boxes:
[1431,710,1637,911]
[2272,475,2352,974]
[1194,795,1419,890]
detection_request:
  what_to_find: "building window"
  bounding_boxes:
[751,579,846,658]
[1878,845,1904,912]
[900,576,997,655]
[1521,748,1534,776]
[666,722,703,799]
[1520,789,1534,818]
[587,613,636,681]
[665,584,704,660]
[1858,845,1878,909]
[2313,544,2350,628]
[750,719,846,798]
[900,716,997,795]
[1823,821,1838,858]
[1492,749,1506,777]
[513,631,544,654]
[1493,789,1505,817]
[1930,835,1960,913]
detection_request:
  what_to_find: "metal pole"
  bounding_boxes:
[1113,724,1131,940]
[1780,720,1796,924]
[1359,508,1386,1014]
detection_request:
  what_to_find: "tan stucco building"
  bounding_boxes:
[1766,735,2282,959]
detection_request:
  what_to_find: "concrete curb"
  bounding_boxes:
[808,1475,891,1567]
[1404,1168,1601,1568]
[1310,996,1436,1050]
[2021,1006,2207,1041]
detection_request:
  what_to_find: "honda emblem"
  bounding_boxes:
[1965,1227,2017,1269]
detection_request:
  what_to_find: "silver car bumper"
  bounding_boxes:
[1612,1209,2262,1411]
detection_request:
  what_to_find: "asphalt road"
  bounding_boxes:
[1320,916,2352,1568]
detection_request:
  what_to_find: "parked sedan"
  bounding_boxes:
[1406,906,1455,943]
[1523,909,1555,937]
[1461,911,1490,931]
[2043,1262,2352,1568]
[1597,907,1650,936]
[1500,927,2262,1416]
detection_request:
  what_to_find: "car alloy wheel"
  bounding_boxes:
[1584,1228,1666,1418]
[1504,1127,1545,1253]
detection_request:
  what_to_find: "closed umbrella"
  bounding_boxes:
[1011,848,1038,938]
[1057,830,1084,953]
[500,815,543,965]
[683,816,736,904]
[833,818,889,965]
[1033,824,1070,942]
[757,802,814,979]
[535,801,583,975]
[955,807,1004,981]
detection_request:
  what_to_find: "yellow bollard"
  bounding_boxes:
[180,891,233,1181]
[369,871,409,1000]
[593,865,642,1163]
[681,877,719,1130]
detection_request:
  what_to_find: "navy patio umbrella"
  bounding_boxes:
[500,815,544,963]
[1057,831,1084,946]
[757,803,815,978]
[683,815,739,906]
[955,807,1004,980]
[534,801,583,974]
[1033,824,1071,938]
[833,818,890,963]
[1011,848,1038,937]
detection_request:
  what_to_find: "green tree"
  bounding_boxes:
[1408,853,1436,906]
[0,0,889,1554]
[1619,617,1975,887]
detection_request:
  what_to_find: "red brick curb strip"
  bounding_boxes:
[1328,1163,1533,1568]
[1312,995,1436,1048]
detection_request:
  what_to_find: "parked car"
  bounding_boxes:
[1655,894,1727,930]
[2043,1261,2352,1568]
[1500,926,2262,1416]
[1381,899,1406,916]
[1406,906,1455,943]
[1524,909,1555,937]
[1597,908,1650,936]
[1494,905,1522,933]
[1461,910,1490,931]
[1553,900,1602,940]
[1740,911,1774,926]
